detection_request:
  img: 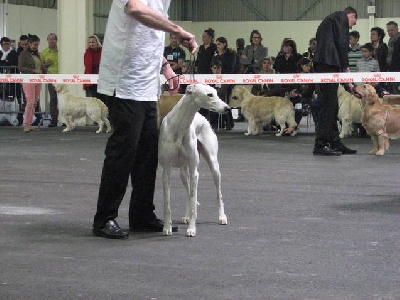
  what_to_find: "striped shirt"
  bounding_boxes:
[356,57,380,73]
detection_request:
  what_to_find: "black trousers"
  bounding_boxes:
[93,96,159,229]
[47,84,58,123]
[313,63,341,147]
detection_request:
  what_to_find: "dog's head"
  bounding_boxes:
[231,86,248,101]
[354,84,380,106]
[53,83,69,94]
[186,84,230,114]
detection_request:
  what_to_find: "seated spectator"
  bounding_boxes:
[214,37,239,74]
[241,30,268,73]
[303,37,317,62]
[236,38,245,59]
[370,27,388,71]
[348,30,362,72]
[195,28,217,74]
[291,57,315,126]
[273,38,303,74]
[357,43,380,73]
[199,59,234,130]
[83,35,102,98]
[164,33,186,74]
[251,56,276,96]
[357,42,388,97]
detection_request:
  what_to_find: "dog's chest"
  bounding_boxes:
[160,131,198,168]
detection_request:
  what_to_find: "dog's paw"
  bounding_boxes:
[163,227,173,236]
[95,130,102,134]
[62,128,71,132]
[181,216,189,224]
[244,132,250,136]
[290,131,297,137]
[106,129,112,133]
[369,149,378,155]
[375,150,384,156]
[186,227,196,237]
[275,132,282,137]
[219,214,228,225]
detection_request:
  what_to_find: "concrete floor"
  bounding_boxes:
[0,121,400,300]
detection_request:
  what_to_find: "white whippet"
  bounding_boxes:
[158,84,230,237]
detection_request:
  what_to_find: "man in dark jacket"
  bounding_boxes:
[312,6,358,156]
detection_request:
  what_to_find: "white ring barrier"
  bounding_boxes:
[0,72,399,84]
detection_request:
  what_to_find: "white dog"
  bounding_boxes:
[231,85,297,136]
[337,84,363,138]
[158,84,230,237]
[54,84,112,133]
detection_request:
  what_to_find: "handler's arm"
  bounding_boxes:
[125,0,198,54]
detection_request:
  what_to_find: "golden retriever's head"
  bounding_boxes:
[354,84,379,106]
[231,86,249,101]
[53,83,69,94]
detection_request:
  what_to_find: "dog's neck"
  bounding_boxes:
[164,93,201,133]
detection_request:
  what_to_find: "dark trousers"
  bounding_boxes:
[93,96,159,229]
[47,84,58,123]
[313,63,341,147]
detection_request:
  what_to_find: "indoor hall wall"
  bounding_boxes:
[4,4,57,52]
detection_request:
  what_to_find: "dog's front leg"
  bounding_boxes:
[369,135,379,155]
[376,134,387,155]
[162,167,173,235]
[245,119,256,136]
[180,166,190,224]
[186,168,199,237]
[62,115,73,132]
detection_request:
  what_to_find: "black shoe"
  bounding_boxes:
[313,145,342,156]
[48,122,57,128]
[93,220,129,239]
[130,218,178,232]
[331,143,357,155]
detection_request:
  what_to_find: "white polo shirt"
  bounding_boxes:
[98,0,170,101]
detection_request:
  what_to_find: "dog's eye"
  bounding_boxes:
[207,93,213,97]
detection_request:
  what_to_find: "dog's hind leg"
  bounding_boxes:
[162,167,173,235]
[198,140,228,225]
[96,121,104,134]
[103,117,112,133]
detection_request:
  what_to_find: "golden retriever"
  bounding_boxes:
[231,85,297,136]
[157,92,184,126]
[54,84,112,133]
[337,84,363,138]
[355,84,400,155]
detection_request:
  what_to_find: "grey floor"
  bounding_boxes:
[1,120,400,300]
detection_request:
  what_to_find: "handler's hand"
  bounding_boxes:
[177,27,198,54]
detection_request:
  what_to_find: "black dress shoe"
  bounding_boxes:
[48,122,57,128]
[93,220,129,239]
[332,143,357,155]
[130,218,178,232]
[313,145,342,156]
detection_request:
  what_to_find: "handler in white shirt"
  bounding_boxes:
[93,0,198,239]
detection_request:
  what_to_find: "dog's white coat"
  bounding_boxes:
[54,84,112,133]
[337,84,363,138]
[158,84,229,237]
